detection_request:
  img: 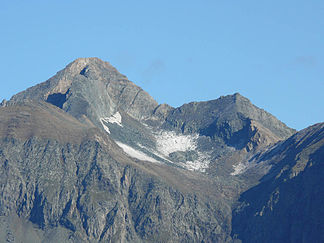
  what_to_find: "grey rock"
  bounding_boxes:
[1,57,322,243]
[169,150,199,163]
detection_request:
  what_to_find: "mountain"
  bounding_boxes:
[9,58,158,121]
[8,58,295,173]
[0,57,322,242]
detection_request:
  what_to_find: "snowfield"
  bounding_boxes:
[231,162,249,175]
[100,116,211,172]
[154,131,210,172]
[100,112,123,134]
[106,112,123,127]
[116,141,158,163]
[155,131,198,156]
[100,118,111,134]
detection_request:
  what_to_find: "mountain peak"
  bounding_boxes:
[218,92,250,105]
[10,57,158,122]
[228,92,251,105]
[233,92,245,101]
[67,57,117,74]
[62,57,126,81]
[72,57,103,63]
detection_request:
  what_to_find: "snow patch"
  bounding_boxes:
[100,118,111,134]
[231,162,249,175]
[100,112,123,134]
[116,141,158,163]
[106,112,123,127]
[155,131,198,156]
[137,143,170,162]
[231,153,272,176]
[154,131,210,172]
[183,153,211,172]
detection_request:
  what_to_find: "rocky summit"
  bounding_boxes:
[0,57,322,243]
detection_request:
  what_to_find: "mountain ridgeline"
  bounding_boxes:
[0,58,322,243]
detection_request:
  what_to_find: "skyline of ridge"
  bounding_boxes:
[1,1,323,130]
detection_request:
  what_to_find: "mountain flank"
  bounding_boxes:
[0,57,322,242]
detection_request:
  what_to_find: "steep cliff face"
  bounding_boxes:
[0,58,322,242]
[232,123,324,243]
[0,138,235,242]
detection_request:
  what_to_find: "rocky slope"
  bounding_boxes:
[232,123,324,243]
[0,57,322,242]
[0,101,239,242]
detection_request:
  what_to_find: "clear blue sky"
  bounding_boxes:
[1,1,323,130]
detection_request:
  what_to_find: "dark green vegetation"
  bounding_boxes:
[0,58,323,242]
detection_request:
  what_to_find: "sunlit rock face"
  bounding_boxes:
[1,57,322,243]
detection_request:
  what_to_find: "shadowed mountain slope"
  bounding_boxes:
[232,123,324,243]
